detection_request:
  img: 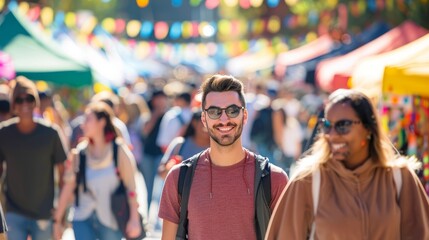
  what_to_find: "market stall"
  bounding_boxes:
[315,21,427,92]
[381,62,429,195]
[275,34,334,77]
[351,33,429,98]
[285,21,390,85]
[0,10,93,87]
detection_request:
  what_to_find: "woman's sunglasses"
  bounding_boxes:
[204,104,244,120]
[15,95,35,104]
[319,118,361,135]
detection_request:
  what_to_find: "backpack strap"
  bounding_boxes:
[309,168,321,240]
[176,151,271,240]
[112,141,119,171]
[254,154,271,240]
[392,167,402,200]
[74,148,87,207]
[176,151,203,240]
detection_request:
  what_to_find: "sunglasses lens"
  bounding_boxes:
[15,98,23,104]
[335,120,352,135]
[225,105,240,118]
[206,105,243,119]
[26,95,35,103]
[207,107,222,119]
[15,95,35,104]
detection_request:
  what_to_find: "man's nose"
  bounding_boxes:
[218,110,229,121]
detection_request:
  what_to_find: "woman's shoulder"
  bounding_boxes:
[387,155,421,174]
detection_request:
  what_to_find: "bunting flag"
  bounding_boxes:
[12,0,419,61]
[12,0,355,42]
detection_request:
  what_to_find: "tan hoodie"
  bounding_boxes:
[265,159,429,240]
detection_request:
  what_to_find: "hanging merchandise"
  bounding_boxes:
[423,149,429,195]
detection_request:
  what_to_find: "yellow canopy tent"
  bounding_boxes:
[351,33,429,98]
[382,62,429,97]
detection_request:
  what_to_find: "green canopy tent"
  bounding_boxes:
[0,10,93,87]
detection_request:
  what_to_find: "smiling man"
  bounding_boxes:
[158,74,288,240]
[0,76,67,240]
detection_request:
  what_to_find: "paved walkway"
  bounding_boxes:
[62,228,161,240]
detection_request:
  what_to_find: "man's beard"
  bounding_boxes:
[207,120,243,147]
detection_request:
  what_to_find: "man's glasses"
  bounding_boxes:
[319,118,361,135]
[204,104,244,120]
[15,95,35,104]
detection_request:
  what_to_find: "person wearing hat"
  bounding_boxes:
[0,76,67,240]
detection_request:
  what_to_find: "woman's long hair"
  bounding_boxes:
[86,101,119,143]
[292,89,420,181]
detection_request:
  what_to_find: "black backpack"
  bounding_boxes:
[175,151,272,240]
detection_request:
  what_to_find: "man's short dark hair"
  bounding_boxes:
[200,74,246,109]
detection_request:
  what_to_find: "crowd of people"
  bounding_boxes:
[0,74,428,240]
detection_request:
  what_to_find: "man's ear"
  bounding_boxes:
[243,108,248,126]
[201,112,207,128]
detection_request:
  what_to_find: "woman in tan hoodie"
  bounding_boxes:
[265,89,429,240]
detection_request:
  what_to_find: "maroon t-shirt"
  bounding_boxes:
[159,149,288,240]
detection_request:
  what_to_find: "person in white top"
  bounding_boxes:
[156,92,193,153]
[53,101,142,240]
[272,98,303,175]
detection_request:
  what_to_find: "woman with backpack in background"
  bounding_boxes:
[52,101,143,240]
[265,89,429,240]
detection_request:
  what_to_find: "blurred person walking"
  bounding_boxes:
[265,89,429,240]
[250,80,283,167]
[158,109,210,179]
[159,74,288,240]
[37,87,72,150]
[53,101,144,240]
[0,76,67,240]
[123,92,151,170]
[140,89,168,211]
[156,91,193,152]
[272,98,303,175]
[69,91,131,149]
